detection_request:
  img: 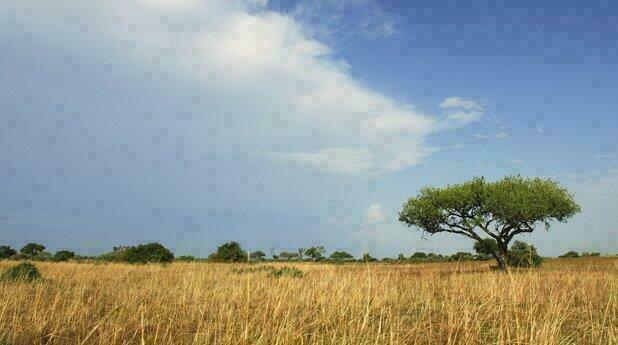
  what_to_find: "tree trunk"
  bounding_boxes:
[493,242,509,271]
[493,252,507,271]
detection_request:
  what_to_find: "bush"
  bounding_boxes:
[123,243,174,263]
[410,252,427,260]
[507,241,542,268]
[249,251,266,261]
[268,267,304,278]
[99,246,131,262]
[0,262,42,282]
[176,255,196,262]
[559,251,580,259]
[54,250,75,262]
[208,242,247,262]
[449,252,474,262]
[361,253,377,262]
[0,246,17,260]
[581,252,601,257]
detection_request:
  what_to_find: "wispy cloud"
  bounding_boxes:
[438,97,485,126]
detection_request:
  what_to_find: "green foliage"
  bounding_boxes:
[0,262,42,282]
[176,255,196,262]
[399,176,580,237]
[99,246,131,262]
[449,252,474,262]
[231,265,304,278]
[399,176,579,270]
[330,251,354,261]
[361,253,377,262]
[559,251,580,258]
[231,266,276,275]
[426,253,444,261]
[268,267,304,278]
[507,241,542,268]
[581,252,601,257]
[20,243,46,256]
[278,251,300,261]
[209,242,247,262]
[122,243,174,263]
[304,246,325,261]
[0,246,17,259]
[54,250,75,262]
[410,252,428,259]
[249,251,266,260]
[474,238,499,255]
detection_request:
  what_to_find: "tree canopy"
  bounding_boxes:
[20,243,46,256]
[330,251,354,261]
[399,176,580,269]
[208,242,247,262]
[0,246,17,259]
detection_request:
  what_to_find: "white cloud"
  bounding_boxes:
[439,97,485,126]
[363,203,388,225]
[496,131,510,139]
[439,97,483,112]
[274,147,374,174]
[6,0,480,176]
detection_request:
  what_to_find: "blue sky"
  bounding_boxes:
[1,0,616,257]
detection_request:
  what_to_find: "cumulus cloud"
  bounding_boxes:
[363,203,388,225]
[4,0,480,177]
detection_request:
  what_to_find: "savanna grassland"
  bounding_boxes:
[0,258,615,345]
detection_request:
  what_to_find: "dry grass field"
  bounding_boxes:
[0,257,615,345]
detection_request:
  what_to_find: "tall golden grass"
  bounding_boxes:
[0,257,615,344]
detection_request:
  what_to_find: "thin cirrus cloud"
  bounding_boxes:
[6,0,484,177]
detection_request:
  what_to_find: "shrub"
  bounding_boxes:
[449,252,474,262]
[507,241,542,268]
[0,246,17,260]
[249,251,266,261]
[231,266,276,275]
[99,246,131,262]
[268,267,304,278]
[123,243,174,264]
[581,252,601,257]
[0,262,42,282]
[31,251,55,261]
[176,255,196,262]
[559,251,580,259]
[361,253,377,262]
[410,252,427,260]
[208,242,247,262]
[278,251,300,261]
[54,250,75,262]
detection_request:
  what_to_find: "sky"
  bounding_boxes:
[1,0,617,258]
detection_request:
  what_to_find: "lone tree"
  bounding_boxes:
[20,243,46,257]
[330,251,354,261]
[399,176,580,270]
[208,241,247,262]
[304,246,325,261]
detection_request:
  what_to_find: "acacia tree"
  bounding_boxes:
[399,176,580,270]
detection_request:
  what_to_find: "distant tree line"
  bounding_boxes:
[0,241,610,266]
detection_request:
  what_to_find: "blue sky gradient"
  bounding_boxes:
[1,0,616,257]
